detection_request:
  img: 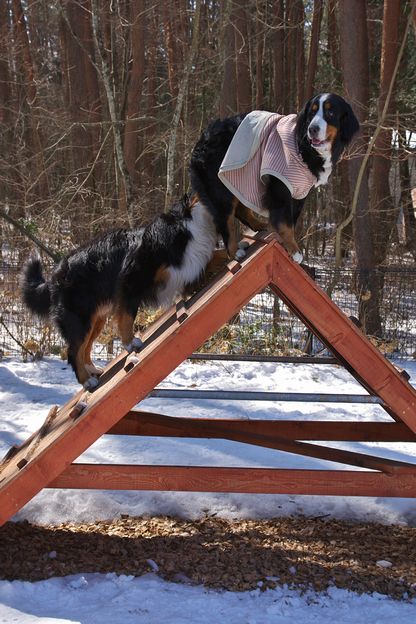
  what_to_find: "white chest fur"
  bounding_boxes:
[310,94,333,187]
[157,202,218,308]
[314,150,333,187]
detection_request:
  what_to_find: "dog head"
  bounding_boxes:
[296,93,360,164]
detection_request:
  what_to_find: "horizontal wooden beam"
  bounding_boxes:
[50,464,416,498]
[106,411,415,474]
[108,411,416,442]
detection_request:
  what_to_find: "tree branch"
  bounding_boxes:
[0,208,60,262]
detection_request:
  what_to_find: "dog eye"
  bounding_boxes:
[326,110,334,119]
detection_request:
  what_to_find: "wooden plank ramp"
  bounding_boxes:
[1,233,416,526]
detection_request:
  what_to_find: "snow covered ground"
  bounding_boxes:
[1,356,416,622]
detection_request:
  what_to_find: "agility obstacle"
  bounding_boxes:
[1,233,416,526]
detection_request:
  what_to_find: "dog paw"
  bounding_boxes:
[235,248,247,261]
[292,251,304,264]
[83,376,99,392]
[124,337,144,353]
[235,240,250,261]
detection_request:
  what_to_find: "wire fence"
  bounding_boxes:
[0,258,415,362]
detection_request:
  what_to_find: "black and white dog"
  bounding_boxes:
[20,196,217,389]
[190,93,359,262]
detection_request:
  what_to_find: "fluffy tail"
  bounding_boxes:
[20,258,51,317]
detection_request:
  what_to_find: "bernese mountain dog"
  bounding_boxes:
[20,196,218,389]
[189,93,359,262]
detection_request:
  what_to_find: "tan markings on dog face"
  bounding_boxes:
[115,309,136,347]
[326,123,338,143]
[277,223,301,256]
[311,103,319,112]
[324,100,332,110]
[154,264,169,285]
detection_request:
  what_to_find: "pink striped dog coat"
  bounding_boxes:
[218,112,317,217]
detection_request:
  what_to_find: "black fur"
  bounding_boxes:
[190,93,359,255]
[190,114,247,253]
[20,258,51,316]
[21,196,216,386]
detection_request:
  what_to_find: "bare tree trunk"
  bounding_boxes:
[12,0,49,199]
[123,0,146,187]
[220,0,237,117]
[339,0,382,336]
[0,0,12,127]
[371,0,401,265]
[165,0,201,210]
[327,0,341,74]
[60,1,102,174]
[285,2,296,112]
[294,0,305,109]
[143,2,159,179]
[305,0,323,101]
[272,0,285,112]
[255,1,264,109]
[0,0,13,208]
[162,3,179,99]
[234,0,252,112]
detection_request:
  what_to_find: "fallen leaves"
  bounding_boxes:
[0,515,415,600]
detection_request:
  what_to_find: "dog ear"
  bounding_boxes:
[340,102,360,144]
[295,97,313,144]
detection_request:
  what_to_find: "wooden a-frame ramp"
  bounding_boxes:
[1,233,416,526]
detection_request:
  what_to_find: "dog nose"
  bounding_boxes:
[308,124,320,137]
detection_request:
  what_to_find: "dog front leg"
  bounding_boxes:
[264,178,304,263]
[273,221,303,264]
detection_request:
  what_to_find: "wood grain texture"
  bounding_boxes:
[51,464,416,498]
[1,235,416,526]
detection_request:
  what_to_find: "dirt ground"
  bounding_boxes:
[1,516,415,600]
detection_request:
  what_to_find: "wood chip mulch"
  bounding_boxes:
[1,516,415,600]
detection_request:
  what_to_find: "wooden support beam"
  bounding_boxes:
[269,245,416,433]
[1,234,416,527]
[0,240,274,526]
[109,411,416,442]
[50,464,416,498]
[107,411,415,474]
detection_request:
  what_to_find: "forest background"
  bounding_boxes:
[0,0,415,337]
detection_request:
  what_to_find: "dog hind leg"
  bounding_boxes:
[84,314,107,377]
[115,309,143,353]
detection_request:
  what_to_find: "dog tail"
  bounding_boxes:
[20,258,51,317]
